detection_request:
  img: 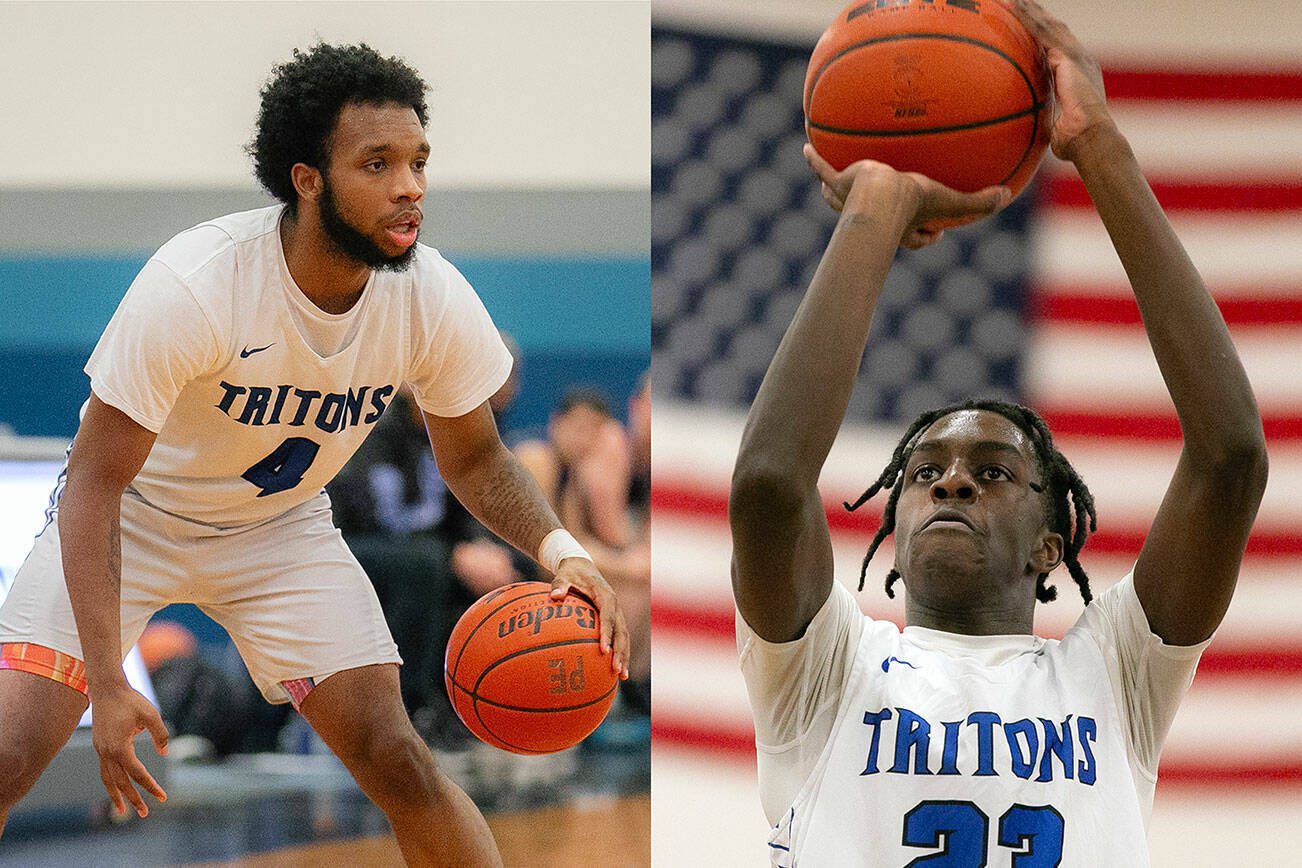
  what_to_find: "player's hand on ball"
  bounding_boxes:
[803,144,1010,250]
[90,683,169,818]
[1003,0,1114,163]
[550,557,630,679]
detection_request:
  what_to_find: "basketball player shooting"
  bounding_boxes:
[0,44,628,867]
[730,2,1267,864]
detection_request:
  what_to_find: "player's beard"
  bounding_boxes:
[318,178,417,273]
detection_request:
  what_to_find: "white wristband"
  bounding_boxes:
[538,528,591,574]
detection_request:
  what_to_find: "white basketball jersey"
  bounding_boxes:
[83,205,511,526]
[738,575,1207,867]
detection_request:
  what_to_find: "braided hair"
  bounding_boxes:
[844,399,1097,605]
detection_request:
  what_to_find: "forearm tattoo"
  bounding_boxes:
[471,453,560,557]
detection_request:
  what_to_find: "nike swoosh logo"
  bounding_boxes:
[882,656,918,673]
[240,343,275,358]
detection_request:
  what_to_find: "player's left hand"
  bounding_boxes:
[1003,0,1115,164]
[550,557,630,679]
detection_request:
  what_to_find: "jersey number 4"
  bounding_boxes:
[242,437,321,497]
[903,800,1064,867]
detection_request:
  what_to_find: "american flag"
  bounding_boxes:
[651,19,1302,864]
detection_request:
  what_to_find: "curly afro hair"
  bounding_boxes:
[248,43,429,213]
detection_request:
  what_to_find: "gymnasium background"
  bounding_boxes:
[0,1,648,441]
[0,0,648,862]
[0,1,649,623]
[650,0,1302,864]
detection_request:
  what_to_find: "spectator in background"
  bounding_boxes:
[533,390,635,549]
[516,378,651,713]
[628,371,650,528]
[329,336,528,745]
[328,384,456,722]
[137,621,290,757]
[446,335,532,598]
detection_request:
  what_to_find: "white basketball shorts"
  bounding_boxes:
[0,487,400,706]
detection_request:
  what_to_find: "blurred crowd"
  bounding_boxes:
[137,335,650,787]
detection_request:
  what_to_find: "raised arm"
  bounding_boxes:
[730,156,1009,642]
[423,401,629,677]
[1011,0,1268,645]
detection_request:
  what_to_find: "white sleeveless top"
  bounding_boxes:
[84,205,511,527]
[738,574,1208,866]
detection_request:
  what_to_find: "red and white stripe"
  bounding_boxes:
[1030,68,1302,444]
[653,66,1302,792]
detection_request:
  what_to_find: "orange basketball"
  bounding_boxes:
[444,581,618,755]
[805,0,1051,200]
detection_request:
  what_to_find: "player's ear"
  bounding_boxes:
[290,162,324,204]
[1030,530,1064,575]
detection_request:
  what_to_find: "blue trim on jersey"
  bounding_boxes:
[39,441,73,535]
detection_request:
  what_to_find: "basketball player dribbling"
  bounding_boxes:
[0,44,628,867]
[729,2,1267,864]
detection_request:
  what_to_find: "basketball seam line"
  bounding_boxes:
[446,586,553,683]
[463,636,616,751]
[466,636,603,696]
[446,584,610,753]
[806,31,1040,110]
[998,94,1044,187]
[805,31,1041,140]
[807,103,1044,137]
[455,681,620,714]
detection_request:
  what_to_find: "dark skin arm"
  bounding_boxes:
[730,162,1010,643]
[423,401,629,677]
[1009,0,1268,645]
[60,393,170,818]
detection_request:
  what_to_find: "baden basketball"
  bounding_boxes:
[805,0,1051,199]
[444,581,618,755]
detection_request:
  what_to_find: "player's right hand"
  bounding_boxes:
[803,144,1010,249]
[550,556,631,680]
[89,683,169,818]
